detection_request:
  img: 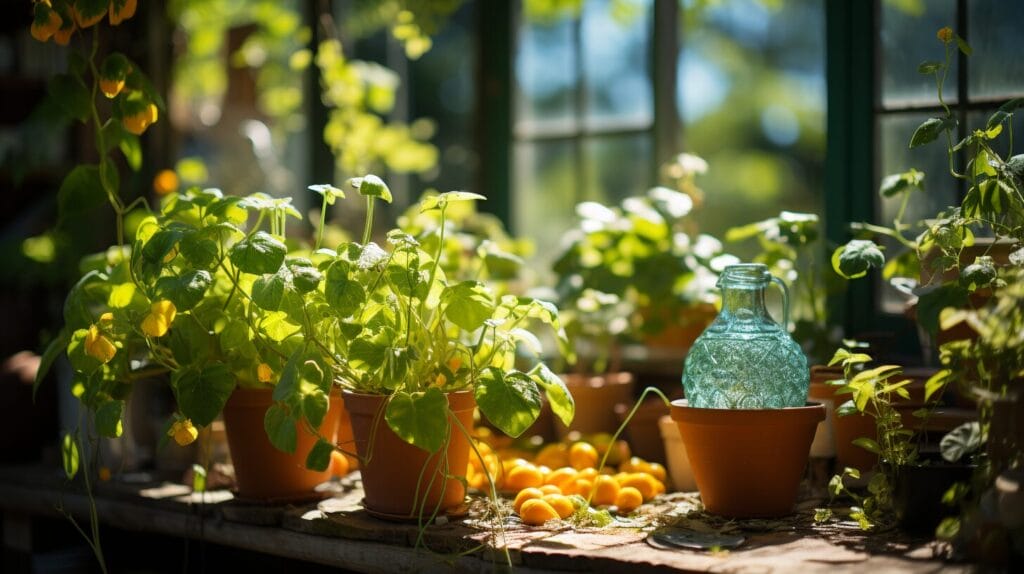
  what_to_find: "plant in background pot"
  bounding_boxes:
[290,176,575,520]
[38,186,350,501]
[672,263,821,518]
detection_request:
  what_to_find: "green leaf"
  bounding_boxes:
[49,74,91,122]
[34,330,69,399]
[264,403,297,454]
[305,438,334,471]
[879,169,924,197]
[325,260,365,316]
[917,61,942,74]
[475,368,541,438]
[192,464,207,493]
[960,255,996,291]
[95,400,125,438]
[119,135,142,171]
[229,231,287,275]
[252,270,289,311]
[138,228,184,281]
[987,110,1010,131]
[273,350,303,402]
[832,240,885,279]
[307,184,345,205]
[302,388,329,428]
[62,434,80,480]
[955,34,972,56]
[287,258,322,293]
[155,270,213,311]
[529,364,575,427]
[940,421,983,463]
[910,117,955,148]
[58,166,107,221]
[852,437,882,455]
[260,311,301,342]
[349,174,393,203]
[174,364,235,427]
[385,389,449,453]
[419,191,487,212]
[441,281,496,331]
[179,233,219,270]
[917,284,969,336]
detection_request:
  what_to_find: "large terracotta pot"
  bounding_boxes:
[555,372,634,438]
[344,390,476,519]
[670,399,824,518]
[222,386,344,501]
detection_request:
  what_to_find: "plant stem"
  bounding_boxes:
[362,196,375,245]
[315,196,328,251]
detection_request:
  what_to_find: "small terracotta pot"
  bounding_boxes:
[222,386,344,501]
[344,390,476,518]
[658,414,696,492]
[670,399,824,518]
[555,372,635,438]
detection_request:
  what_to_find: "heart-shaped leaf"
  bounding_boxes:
[832,240,885,279]
[305,438,335,471]
[174,364,235,427]
[529,364,575,427]
[475,368,541,438]
[385,389,449,453]
[229,231,286,275]
[264,403,297,454]
[442,281,495,331]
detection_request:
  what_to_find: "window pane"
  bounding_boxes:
[514,14,578,136]
[676,0,825,246]
[513,140,577,266]
[880,0,957,108]
[582,134,652,205]
[968,0,1024,100]
[582,0,653,130]
[877,113,959,314]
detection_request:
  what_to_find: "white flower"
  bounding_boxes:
[675,153,708,176]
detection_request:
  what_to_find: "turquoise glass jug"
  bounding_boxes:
[681,263,809,409]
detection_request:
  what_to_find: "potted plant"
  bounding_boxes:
[671,263,823,518]
[291,176,575,520]
[38,185,350,500]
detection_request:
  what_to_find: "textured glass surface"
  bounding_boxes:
[682,264,809,409]
[968,0,1024,100]
[880,0,957,108]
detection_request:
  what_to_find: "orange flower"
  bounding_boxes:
[168,419,198,446]
[937,27,954,44]
[31,2,63,43]
[109,0,137,25]
[122,103,159,135]
[257,363,273,383]
[99,78,125,98]
[99,52,131,99]
[152,169,179,196]
[84,324,117,363]
[52,3,77,46]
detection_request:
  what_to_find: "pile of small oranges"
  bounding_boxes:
[466,437,667,526]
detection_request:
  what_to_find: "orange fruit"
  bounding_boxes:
[575,467,599,481]
[534,443,569,469]
[519,498,560,526]
[544,466,577,490]
[591,474,620,506]
[619,473,658,501]
[504,463,544,491]
[615,486,643,513]
[569,442,599,470]
[542,494,575,519]
[513,487,544,514]
[566,477,593,498]
[647,462,667,483]
[620,456,648,474]
[330,450,350,477]
[539,484,562,495]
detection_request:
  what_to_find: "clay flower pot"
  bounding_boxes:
[344,390,476,519]
[222,386,344,501]
[555,372,635,438]
[670,399,825,518]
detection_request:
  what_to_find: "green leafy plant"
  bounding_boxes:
[824,347,948,529]
[552,163,730,372]
[273,176,575,463]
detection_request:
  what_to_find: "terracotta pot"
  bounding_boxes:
[642,303,717,350]
[222,386,344,501]
[344,390,476,518]
[555,372,635,438]
[670,399,824,518]
[658,414,696,492]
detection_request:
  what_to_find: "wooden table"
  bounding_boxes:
[0,465,968,573]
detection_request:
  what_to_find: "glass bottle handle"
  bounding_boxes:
[770,275,790,330]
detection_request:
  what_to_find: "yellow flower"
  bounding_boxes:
[257,363,273,383]
[937,27,954,44]
[153,169,179,196]
[99,77,125,99]
[122,103,159,135]
[432,373,447,387]
[31,1,62,43]
[141,300,177,337]
[84,325,117,363]
[168,419,198,446]
[109,0,137,26]
[99,312,114,324]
